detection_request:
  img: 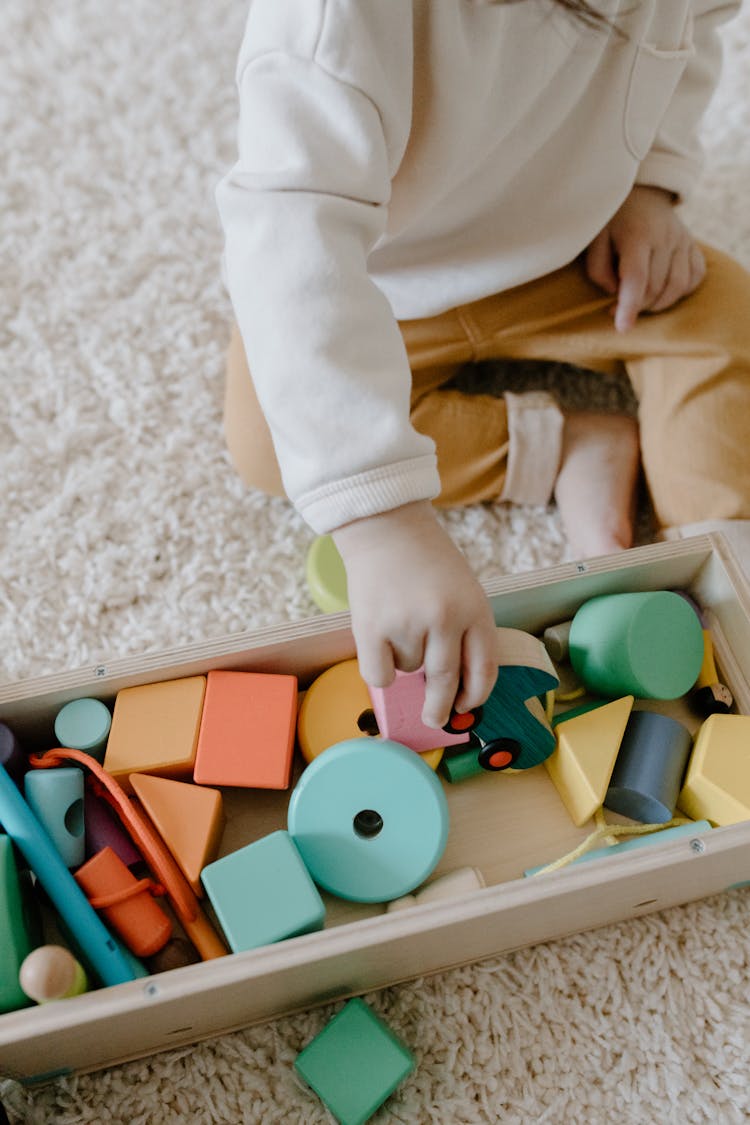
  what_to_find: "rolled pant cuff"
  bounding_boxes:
[499,391,564,507]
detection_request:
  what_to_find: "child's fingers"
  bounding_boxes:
[650,245,690,312]
[355,637,396,690]
[454,623,499,715]
[421,633,462,730]
[585,231,618,295]
[614,241,651,332]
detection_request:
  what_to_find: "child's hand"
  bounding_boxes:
[585,185,706,333]
[331,501,498,729]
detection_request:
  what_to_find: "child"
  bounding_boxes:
[216,0,749,729]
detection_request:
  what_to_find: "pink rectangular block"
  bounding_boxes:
[368,669,470,753]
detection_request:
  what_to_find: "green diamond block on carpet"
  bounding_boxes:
[294,998,415,1125]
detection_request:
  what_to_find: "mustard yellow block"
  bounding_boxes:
[297,659,443,771]
[678,714,750,826]
[545,696,634,826]
[103,676,206,793]
[130,773,225,896]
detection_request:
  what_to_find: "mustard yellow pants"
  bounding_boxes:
[224,243,750,530]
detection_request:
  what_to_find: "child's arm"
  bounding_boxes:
[332,501,498,729]
[585,1,740,330]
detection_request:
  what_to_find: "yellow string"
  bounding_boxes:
[530,816,693,876]
[555,685,587,703]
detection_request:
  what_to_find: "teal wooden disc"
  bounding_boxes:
[305,535,349,614]
[288,739,449,903]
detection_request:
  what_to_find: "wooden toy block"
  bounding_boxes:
[0,761,137,987]
[54,698,112,763]
[569,591,704,700]
[471,627,559,772]
[305,534,349,613]
[297,659,443,770]
[387,865,485,912]
[200,829,325,952]
[130,773,224,895]
[678,714,750,826]
[368,669,474,754]
[145,937,201,974]
[691,630,734,717]
[84,788,142,867]
[32,747,228,963]
[193,670,297,789]
[0,721,26,784]
[294,997,415,1125]
[606,711,693,824]
[74,846,173,958]
[0,835,38,1014]
[545,697,634,827]
[543,619,573,663]
[297,659,376,764]
[19,946,88,1004]
[24,766,85,868]
[288,738,449,903]
[103,676,206,793]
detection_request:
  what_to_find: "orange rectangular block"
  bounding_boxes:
[193,671,297,789]
[103,676,206,793]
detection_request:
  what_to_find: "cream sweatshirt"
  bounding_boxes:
[216,0,738,533]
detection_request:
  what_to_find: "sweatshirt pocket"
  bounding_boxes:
[623,39,694,161]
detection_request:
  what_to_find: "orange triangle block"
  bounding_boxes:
[545,696,634,826]
[130,774,225,896]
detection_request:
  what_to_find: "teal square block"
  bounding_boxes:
[295,998,415,1125]
[200,829,325,952]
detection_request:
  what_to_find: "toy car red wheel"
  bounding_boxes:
[443,705,482,735]
[478,737,520,772]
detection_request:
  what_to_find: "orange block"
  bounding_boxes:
[130,774,224,896]
[74,846,172,958]
[193,671,297,789]
[103,676,206,793]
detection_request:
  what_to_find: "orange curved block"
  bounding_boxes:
[74,846,172,958]
[130,774,224,896]
[193,671,297,789]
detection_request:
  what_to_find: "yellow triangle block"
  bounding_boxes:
[545,696,634,826]
[130,774,225,896]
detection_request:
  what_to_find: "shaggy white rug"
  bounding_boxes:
[2,2,750,1122]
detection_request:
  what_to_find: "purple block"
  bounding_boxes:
[84,789,141,868]
[0,723,26,784]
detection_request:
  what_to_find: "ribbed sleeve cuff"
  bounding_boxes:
[636,151,702,205]
[296,454,441,533]
[499,391,564,507]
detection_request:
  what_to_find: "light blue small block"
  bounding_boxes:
[201,830,325,952]
[54,698,112,763]
[24,767,85,868]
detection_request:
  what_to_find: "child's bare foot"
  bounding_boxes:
[554,411,640,558]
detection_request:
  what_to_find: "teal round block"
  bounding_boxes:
[288,738,449,903]
[305,535,349,613]
[54,698,112,763]
[569,591,704,700]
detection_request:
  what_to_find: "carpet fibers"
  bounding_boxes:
[2,2,750,1122]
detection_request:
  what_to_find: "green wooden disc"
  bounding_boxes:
[305,535,349,613]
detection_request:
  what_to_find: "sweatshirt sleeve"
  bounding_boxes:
[215,4,440,534]
[635,1,741,202]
